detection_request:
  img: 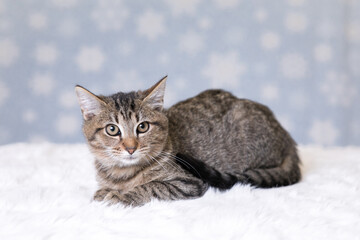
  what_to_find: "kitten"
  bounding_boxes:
[75,76,301,207]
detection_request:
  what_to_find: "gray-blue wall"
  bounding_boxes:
[0,0,359,146]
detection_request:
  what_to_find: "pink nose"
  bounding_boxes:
[125,147,136,155]
[122,138,138,155]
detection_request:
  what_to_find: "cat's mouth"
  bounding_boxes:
[118,153,142,166]
[106,149,147,167]
[123,155,137,160]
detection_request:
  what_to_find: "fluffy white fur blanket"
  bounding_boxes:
[0,143,359,240]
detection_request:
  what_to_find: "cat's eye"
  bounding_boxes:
[105,124,121,136]
[137,122,150,134]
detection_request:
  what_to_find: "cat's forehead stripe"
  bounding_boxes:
[110,93,138,121]
[114,113,119,124]
[114,99,120,111]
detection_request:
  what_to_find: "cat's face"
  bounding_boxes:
[75,77,168,168]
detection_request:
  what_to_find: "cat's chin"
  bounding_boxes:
[117,155,142,167]
[100,150,144,167]
[98,156,141,168]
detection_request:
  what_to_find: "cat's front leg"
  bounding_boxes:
[94,188,124,205]
[93,188,113,202]
[93,187,150,206]
[114,177,209,207]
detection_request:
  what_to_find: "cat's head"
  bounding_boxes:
[75,76,169,168]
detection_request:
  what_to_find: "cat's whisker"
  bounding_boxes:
[137,148,154,167]
[154,151,187,174]
[148,155,167,172]
[158,152,201,177]
[146,150,182,173]
[77,78,301,207]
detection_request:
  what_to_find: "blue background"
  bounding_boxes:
[0,0,359,146]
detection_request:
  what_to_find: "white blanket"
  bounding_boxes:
[1,143,359,240]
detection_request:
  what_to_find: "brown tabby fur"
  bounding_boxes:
[75,76,301,207]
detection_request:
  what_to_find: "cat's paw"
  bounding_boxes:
[120,194,145,207]
[103,190,123,205]
[108,191,147,207]
[93,188,112,202]
[94,189,147,207]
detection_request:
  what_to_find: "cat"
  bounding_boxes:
[75,76,301,207]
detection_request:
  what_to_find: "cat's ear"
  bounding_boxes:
[142,76,167,110]
[75,85,105,121]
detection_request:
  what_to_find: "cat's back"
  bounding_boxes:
[168,89,240,118]
[167,89,294,171]
[167,89,273,124]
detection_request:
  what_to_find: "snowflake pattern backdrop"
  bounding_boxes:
[0,0,359,146]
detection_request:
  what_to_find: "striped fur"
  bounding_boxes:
[76,77,209,207]
[176,150,301,189]
[93,155,208,207]
[75,77,301,207]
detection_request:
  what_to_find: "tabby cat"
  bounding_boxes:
[75,76,301,207]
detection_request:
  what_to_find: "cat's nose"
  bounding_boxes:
[122,138,138,155]
[125,147,136,155]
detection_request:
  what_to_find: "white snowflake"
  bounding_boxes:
[75,46,105,73]
[260,31,281,50]
[308,119,339,146]
[313,43,332,63]
[136,10,166,41]
[202,52,247,88]
[112,69,143,92]
[178,30,205,56]
[0,81,9,106]
[285,12,308,33]
[23,109,37,124]
[261,84,279,101]
[320,71,357,107]
[163,0,202,16]
[91,0,129,32]
[213,0,241,9]
[55,114,80,136]
[0,39,19,67]
[52,0,78,8]
[280,53,307,80]
[58,90,78,109]
[29,73,56,96]
[346,23,360,42]
[286,0,306,6]
[28,12,48,30]
[254,9,267,23]
[58,19,80,37]
[34,43,58,65]
[198,17,212,30]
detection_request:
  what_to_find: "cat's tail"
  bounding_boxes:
[176,153,238,191]
[238,150,301,188]
[176,151,301,190]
